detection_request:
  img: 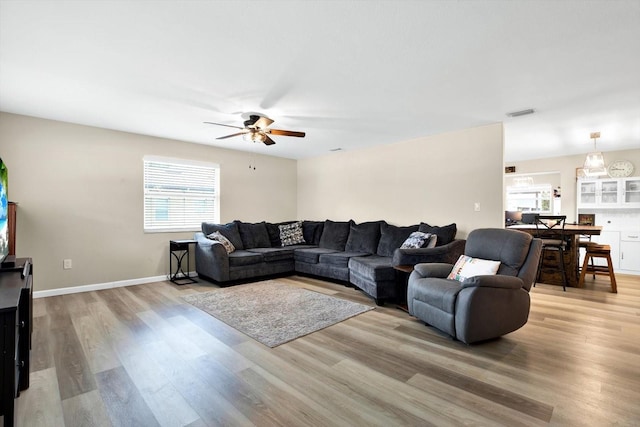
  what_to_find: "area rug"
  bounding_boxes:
[182,280,374,347]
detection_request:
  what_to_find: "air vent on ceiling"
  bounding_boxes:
[506,108,535,118]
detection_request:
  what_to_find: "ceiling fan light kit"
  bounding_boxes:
[205,114,305,146]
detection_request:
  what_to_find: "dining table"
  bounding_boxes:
[507,223,603,288]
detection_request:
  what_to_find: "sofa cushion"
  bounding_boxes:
[318,220,351,251]
[279,221,306,246]
[228,250,264,267]
[376,223,419,257]
[206,231,236,254]
[319,251,371,269]
[246,247,294,262]
[302,221,325,245]
[294,247,340,264]
[400,231,437,249]
[348,255,396,281]
[236,221,271,249]
[345,221,383,254]
[202,222,244,250]
[418,223,457,246]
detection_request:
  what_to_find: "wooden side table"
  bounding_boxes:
[393,265,414,311]
[169,240,197,285]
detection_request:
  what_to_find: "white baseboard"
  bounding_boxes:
[33,271,197,298]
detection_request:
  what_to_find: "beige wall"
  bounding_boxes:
[506,148,640,222]
[297,123,505,237]
[0,112,297,291]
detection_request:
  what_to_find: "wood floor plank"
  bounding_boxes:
[30,314,54,372]
[136,309,208,361]
[15,368,65,427]
[95,366,160,427]
[189,352,286,426]
[61,390,113,427]
[238,367,350,426]
[94,288,156,344]
[407,373,548,427]
[71,313,121,374]
[45,297,97,400]
[117,344,201,427]
[143,339,255,427]
[234,339,417,426]
[167,314,254,373]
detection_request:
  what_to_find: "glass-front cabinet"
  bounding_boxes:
[623,177,640,207]
[577,179,621,208]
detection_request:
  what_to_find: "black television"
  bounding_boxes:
[0,158,8,265]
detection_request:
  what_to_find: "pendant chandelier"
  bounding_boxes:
[583,132,606,177]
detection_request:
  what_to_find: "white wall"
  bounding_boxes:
[0,113,298,291]
[506,148,640,222]
[297,123,505,238]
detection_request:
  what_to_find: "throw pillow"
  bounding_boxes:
[418,222,457,246]
[447,255,501,281]
[376,222,419,256]
[400,231,437,249]
[265,221,294,247]
[279,221,306,246]
[318,220,351,251]
[236,221,271,249]
[201,222,244,250]
[302,220,325,245]
[344,220,383,254]
[207,231,236,254]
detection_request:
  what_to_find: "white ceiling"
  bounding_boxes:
[1,1,639,161]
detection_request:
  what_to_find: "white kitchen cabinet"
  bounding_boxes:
[622,178,640,207]
[592,231,620,270]
[620,232,640,271]
[577,179,621,208]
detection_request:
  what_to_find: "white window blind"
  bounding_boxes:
[143,156,219,232]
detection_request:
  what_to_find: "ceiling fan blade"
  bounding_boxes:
[267,128,306,138]
[263,135,276,146]
[216,131,249,140]
[253,116,274,129]
[204,121,245,130]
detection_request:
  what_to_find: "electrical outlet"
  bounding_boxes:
[474,202,481,212]
[63,259,72,269]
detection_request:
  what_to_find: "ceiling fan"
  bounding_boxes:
[204,114,305,146]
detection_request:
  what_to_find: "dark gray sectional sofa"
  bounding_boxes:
[194,219,465,305]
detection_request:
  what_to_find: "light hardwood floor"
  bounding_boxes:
[10,273,640,426]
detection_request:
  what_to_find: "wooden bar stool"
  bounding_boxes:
[579,243,617,293]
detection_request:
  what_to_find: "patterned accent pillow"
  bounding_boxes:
[400,232,437,249]
[447,255,500,282]
[279,221,306,246]
[207,231,236,254]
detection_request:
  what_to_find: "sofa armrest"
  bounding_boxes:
[412,263,454,279]
[392,239,466,266]
[194,232,230,282]
[460,275,524,290]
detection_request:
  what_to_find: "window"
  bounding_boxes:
[143,156,219,232]
[505,184,552,213]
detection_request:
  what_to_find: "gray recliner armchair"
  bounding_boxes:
[407,228,542,344]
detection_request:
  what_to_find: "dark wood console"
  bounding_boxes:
[0,258,33,427]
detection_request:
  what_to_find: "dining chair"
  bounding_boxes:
[534,215,568,291]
